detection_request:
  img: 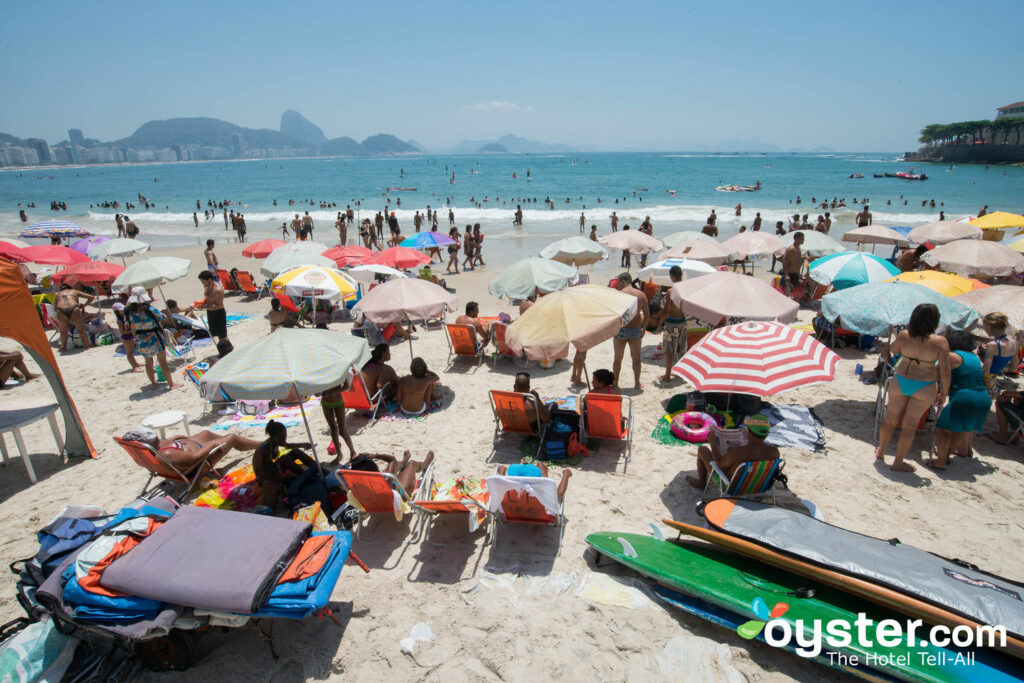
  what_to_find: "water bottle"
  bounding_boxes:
[855,363,863,376]
[155,365,166,382]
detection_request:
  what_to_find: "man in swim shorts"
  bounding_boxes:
[197,271,229,343]
[611,273,649,390]
[659,266,686,383]
[455,301,492,350]
[782,231,805,296]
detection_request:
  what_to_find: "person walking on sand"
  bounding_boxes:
[204,239,218,275]
[462,226,475,271]
[446,227,460,274]
[472,224,486,268]
[335,212,347,245]
[196,271,228,344]
[611,272,649,390]
[281,221,290,240]
[124,288,178,390]
[658,266,686,383]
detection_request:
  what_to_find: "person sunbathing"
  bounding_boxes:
[512,372,550,428]
[497,462,571,501]
[686,414,780,489]
[455,301,492,348]
[268,298,300,331]
[395,357,440,415]
[252,420,319,512]
[347,450,434,498]
[362,343,399,400]
[0,350,37,387]
[121,426,261,472]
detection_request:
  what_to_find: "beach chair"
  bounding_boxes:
[336,461,434,543]
[705,458,785,505]
[182,361,237,416]
[484,475,566,554]
[413,481,492,546]
[274,292,300,314]
[576,273,590,285]
[39,302,60,342]
[582,392,634,473]
[445,323,485,367]
[340,370,389,429]
[686,325,711,349]
[215,269,238,293]
[113,436,227,502]
[491,322,523,367]
[235,270,263,298]
[489,390,547,457]
[162,329,196,363]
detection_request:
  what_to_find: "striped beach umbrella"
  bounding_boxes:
[400,231,456,249]
[671,321,840,397]
[821,281,978,336]
[487,257,578,300]
[808,251,900,290]
[539,236,607,266]
[20,220,90,239]
[271,265,357,301]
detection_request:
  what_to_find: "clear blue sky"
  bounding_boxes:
[2,0,1021,151]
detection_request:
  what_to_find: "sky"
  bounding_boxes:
[2,0,1022,152]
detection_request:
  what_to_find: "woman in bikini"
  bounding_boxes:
[980,312,1017,390]
[875,303,951,472]
[122,427,261,473]
[54,284,94,352]
[445,227,460,274]
[320,382,356,463]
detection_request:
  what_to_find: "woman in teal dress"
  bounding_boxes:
[928,330,991,469]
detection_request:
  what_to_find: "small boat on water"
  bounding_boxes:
[849,173,864,179]
[883,172,928,181]
[873,173,884,178]
[715,182,762,193]
[385,187,418,191]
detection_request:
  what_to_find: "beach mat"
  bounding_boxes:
[651,401,825,453]
[210,397,320,433]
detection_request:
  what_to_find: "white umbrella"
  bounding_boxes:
[908,221,982,245]
[921,239,1024,277]
[598,231,664,255]
[721,232,788,259]
[539,236,607,266]
[669,271,799,324]
[841,225,909,248]
[663,241,733,266]
[348,264,409,283]
[262,242,335,277]
[111,256,191,302]
[778,231,844,259]
[637,258,717,286]
[353,278,457,358]
[662,231,717,248]
[91,238,151,263]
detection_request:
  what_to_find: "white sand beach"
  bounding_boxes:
[1,240,1022,682]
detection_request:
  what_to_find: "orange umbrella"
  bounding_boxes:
[888,271,989,297]
[322,245,375,267]
[365,246,431,269]
[242,238,287,258]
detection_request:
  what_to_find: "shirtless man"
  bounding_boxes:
[659,265,686,382]
[196,271,228,343]
[686,415,780,489]
[123,216,139,239]
[855,205,872,227]
[395,357,440,415]
[823,212,832,233]
[335,212,347,245]
[455,301,492,348]
[751,213,761,231]
[611,273,649,390]
[346,205,355,224]
[413,211,422,233]
[268,298,299,331]
[301,211,314,239]
[115,213,125,237]
[204,239,218,274]
[701,220,718,238]
[896,245,927,272]
[782,232,805,296]
[54,284,94,352]
[579,212,585,234]
[512,372,550,430]
[374,211,385,242]
[290,214,303,240]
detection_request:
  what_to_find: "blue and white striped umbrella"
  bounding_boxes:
[487,257,578,300]
[809,251,900,290]
[21,220,90,238]
[821,281,978,336]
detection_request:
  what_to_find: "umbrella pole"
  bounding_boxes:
[158,284,168,304]
[405,316,414,361]
[583,358,591,391]
[295,382,319,461]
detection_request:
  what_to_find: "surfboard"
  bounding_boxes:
[586,532,1023,682]
[669,499,1024,659]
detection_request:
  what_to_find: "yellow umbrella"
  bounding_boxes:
[969,211,1024,230]
[271,265,357,301]
[888,271,989,297]
[1009,238,1024,253]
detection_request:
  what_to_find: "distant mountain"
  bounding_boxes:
[321,136,360,156]
[478,143,507,153]
[359,134,417,155]
[405,139,425,152]
[115,117,307,149]
[0,132,26,146]
[280,110,326,146]
[449,134,575,154]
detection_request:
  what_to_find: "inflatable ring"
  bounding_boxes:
[670,412,716,443]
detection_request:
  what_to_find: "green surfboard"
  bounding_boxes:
[586,532,1021,683]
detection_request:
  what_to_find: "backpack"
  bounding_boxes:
[543,409,584,460]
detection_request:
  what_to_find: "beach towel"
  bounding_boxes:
[193,464,260,512]
[761,404,826,453]
[210,397,321,433]
[429,476,490,531]
[198,312,253,328]
[376,399,443,423]
[485,475,561,520]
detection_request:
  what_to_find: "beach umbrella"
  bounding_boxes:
[271,265,357,302]
[779,231,844,259]
[261,242,335,277]
[955,285,1024,331]
[241,238,286,258]
[637,258,717,286]
[0,238,29,249]
[669,272,799,324]
[20,220,90,239]
[19,245,89,266]
[199,328,371,460]
[662,240,733,266]
[400,231,456,249]
[348,264,408,283]
[539,236,608,266]
[598,231,663,255]
[821,281,978,336]
[487,257,579,300]
[908,221,981,245]
[720,232,787,260]
[920,239,1024,278]
[1009,238,1024,253]
[354,277,457,358]
[504,285,638,361]
[841,225,910,247]
[365,246,432,269]
[0,244,28,263]
[49,261,124,286]
[671,321,840,397]
[322,245,374,267]
[112,257,191,303]
[969,212,1024,231]
[662,231,717,248]
[889,271,990,297]
[89,238,151,263]
[808,251,900,290]
[70,236,111,255]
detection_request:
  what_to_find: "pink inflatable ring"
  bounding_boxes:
[670,412,716,443]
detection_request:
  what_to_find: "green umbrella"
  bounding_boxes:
[487,257,579,300]
[821,281,978,336]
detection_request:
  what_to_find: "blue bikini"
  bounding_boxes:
[894,354,937,397]
[988,336,1014,375]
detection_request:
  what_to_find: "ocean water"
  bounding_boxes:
[2,153,1022,260]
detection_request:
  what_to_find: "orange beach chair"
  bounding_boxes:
[339,370,389,430]
[113,436,227,501]
[445,323,485,367]
[235,270,263,298]
[491,322,522,367]
[336,461,434,543]
[582,392,634,473]
[489,390,547,457]
[484,474,566,554]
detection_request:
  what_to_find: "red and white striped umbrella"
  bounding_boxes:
[671,321,839,397]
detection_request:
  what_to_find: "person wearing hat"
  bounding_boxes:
[686,414,780,490]
[124,287,178,390]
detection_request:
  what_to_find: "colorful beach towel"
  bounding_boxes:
[429,476,490,530]
[376,400,443,423]
[210,397,321,433]
[192,464,260,512]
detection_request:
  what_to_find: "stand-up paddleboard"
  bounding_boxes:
[666,499,1024,659]
[586,532,1021,682]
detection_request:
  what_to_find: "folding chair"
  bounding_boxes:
[686,325,711,349]
[39,303,60,342]
[336,461,434,543]
[113,436,227,502]
[705,458,785,505]
[489,390,547,457]
[413,480,492,546]
[445,323,485,367]
[163,329,196,363]
[235,270,263,298]
[340,370,389,429]
[582,392,634,473]
[484,474,566,555]
[216,269,238,293]
[491,322,523,367]
[182,361,237,416]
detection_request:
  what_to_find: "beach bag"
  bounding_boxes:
[0,620,78,683]
[543,410,583,460]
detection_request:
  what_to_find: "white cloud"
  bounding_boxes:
[464,101,532,112]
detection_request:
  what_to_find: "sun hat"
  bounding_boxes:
[126,286,152,304]
[744,414,771,437]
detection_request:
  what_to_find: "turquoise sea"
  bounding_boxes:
[2,152,1022,260]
